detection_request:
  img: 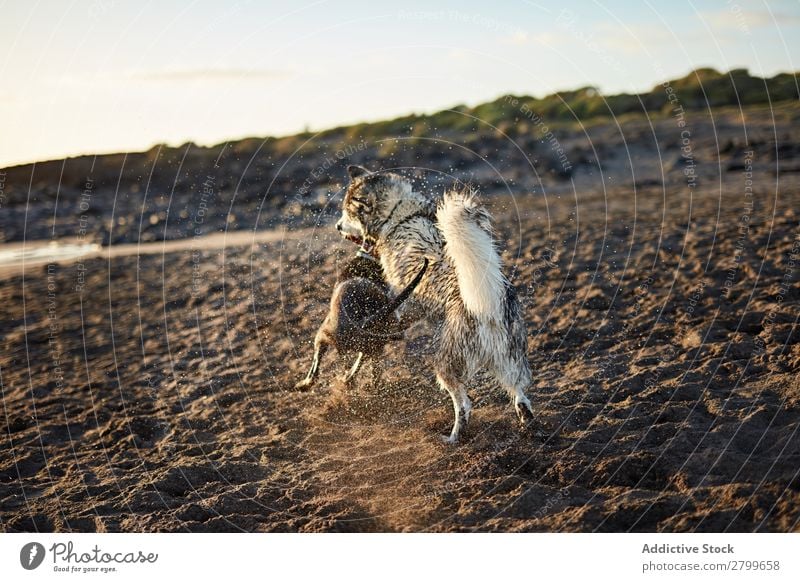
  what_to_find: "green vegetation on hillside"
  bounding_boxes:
[313,68,798,142]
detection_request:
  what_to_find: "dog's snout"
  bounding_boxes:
[335,221,342,232]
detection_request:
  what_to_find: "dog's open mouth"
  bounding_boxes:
[343,233,363,246]
[343,233,375,255]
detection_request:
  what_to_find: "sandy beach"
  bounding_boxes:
[2,154,798,530]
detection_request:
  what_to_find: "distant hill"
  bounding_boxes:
[4,67,797,173]
[1,68,797,245]
[311,67,798,140]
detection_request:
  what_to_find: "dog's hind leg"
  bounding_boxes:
[495,354,535,427]
[435,322,473,443]
[295,337,328,390]
[436,370,472,444]
[492,294,536,428]
[343,352,364,388]
[369,358,384,389]
[510,379,535,428]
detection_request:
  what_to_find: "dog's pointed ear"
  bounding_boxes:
[347,165,370,180]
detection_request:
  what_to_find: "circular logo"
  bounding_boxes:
[20,542,46,570]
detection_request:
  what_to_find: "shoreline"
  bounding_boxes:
[0,227,319,279]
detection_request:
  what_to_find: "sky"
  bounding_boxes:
[1,0,798,167]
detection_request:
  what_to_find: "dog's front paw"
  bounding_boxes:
[440,433,459,445]
[515,402,535,428]
[294,378,314,391]
[515,404,548,440]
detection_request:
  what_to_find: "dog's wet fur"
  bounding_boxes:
[335,165,535,443]
[295,250,427,391]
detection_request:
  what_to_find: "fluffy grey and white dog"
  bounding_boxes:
[336,165,535,443]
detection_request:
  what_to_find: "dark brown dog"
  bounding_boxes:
[294,250,428,390]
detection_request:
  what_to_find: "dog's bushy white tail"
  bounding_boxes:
[437,189,505,319]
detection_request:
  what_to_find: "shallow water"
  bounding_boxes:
[0,228,309,278]
[0,241,101,268]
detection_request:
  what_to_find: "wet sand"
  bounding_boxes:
[1,174,798,532]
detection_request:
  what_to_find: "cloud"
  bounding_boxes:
[446,48,469,60]
[502,31,531,46]
[531,32,566,46]
[133,68,291,82]
[701,8,800,32]
[598,24,674,55]
[499,31,566,47]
